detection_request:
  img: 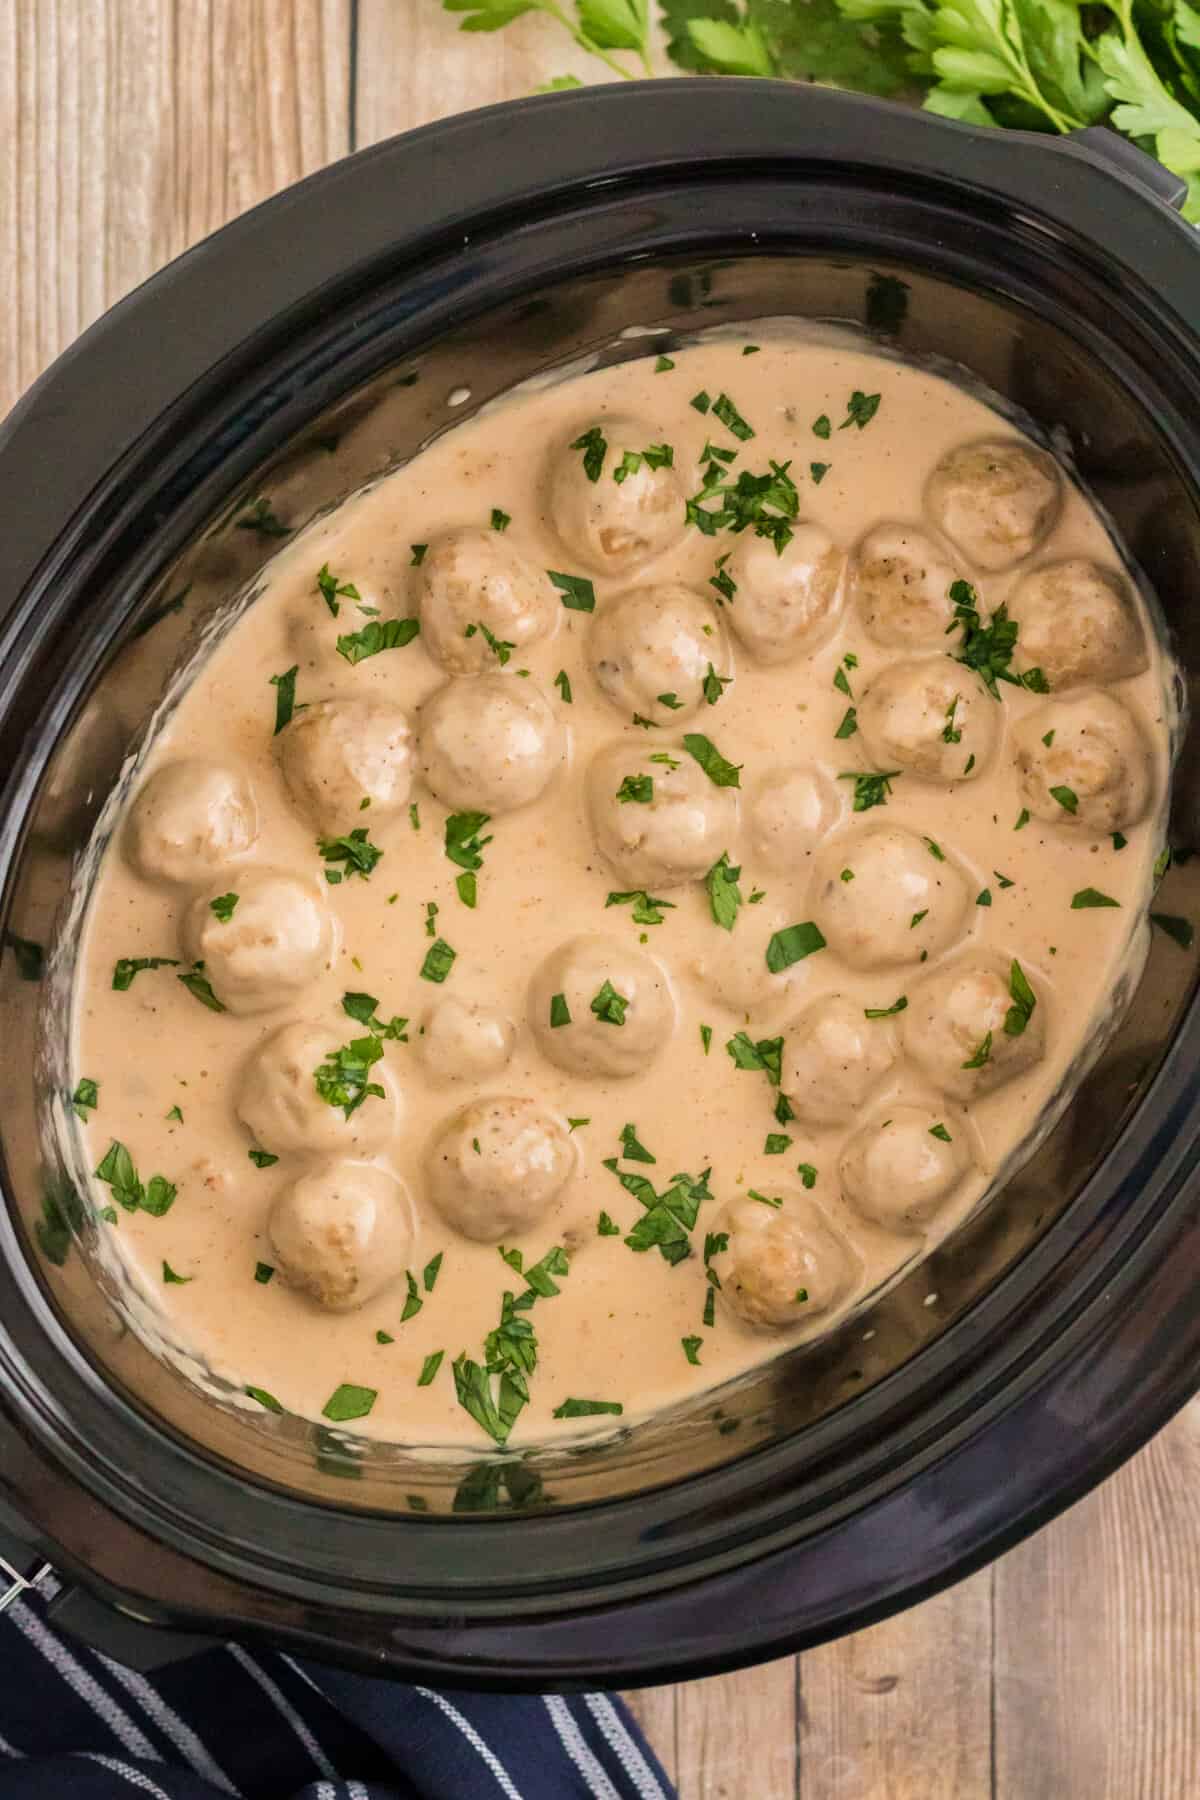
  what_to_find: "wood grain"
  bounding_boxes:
[7,5,1200,1796]
[0,0,349,417]
[798,1569,993,1799]
[994,1399,1200,1800]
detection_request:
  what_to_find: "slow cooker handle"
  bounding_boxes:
[1066,126,1188,210]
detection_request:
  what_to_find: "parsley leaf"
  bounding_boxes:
[269,666,299,734]
[336,617,420,664]
[1071,887,1121,909]
[316,563,360,617]
[839,769,899,811]
[112,955,180,991]
[606,889,676,926]
[765,922,826,971]
[590,979,629,1025]
[319,828,382,881]
[683,732,742,787]
[705,851,743,931]
[548,569,596,611]
[420,939,457,984]
[314,1035,386,1117]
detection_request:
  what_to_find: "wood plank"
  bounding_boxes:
[994,1398,1200,1800]
[797,1569,993,1800]
[0,0,350,419]
[673,1658,797,1799]
[355,0,638,147]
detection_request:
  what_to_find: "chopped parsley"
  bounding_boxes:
[929,1123,953,1142]
[314,1036,386,1117]
[553,1397,624,1418]
[710,558,737,604]
[864,996,907,1018]
[71,1078,98,1121]
[1049,785,1079,815]
[548,569,596,612]
[342,991,408,1038]
[840,390,881,429]
[410,543,428,566]
[248,1149,279,1169]
[424,1252,444,1292]
[682,1336,703,1365]
[703,663,732,706]
[598,1211,621,1236]
[465,620,515,666]
[420,938,457,984]
[418,1352,445,1387]
[924,837,946,862]
[656,693,683,710]
[834,706,858,739]
[700,1023,713,1054]
[177,963,225,1012]
[336,617,420,663]
[840,769,899,811]
[94,1141,177,1217]
[1113,832,1128,851]
[605,889,676,926]
[571,425,607,482]
[490,507,511,532]
[726,1032,783,1085]
[690,391,712,413]
[833,664,853,698]
[549,993,572,1028]
[942,697,962,744]
[765,1133,791,1154]
[162,1261,193,1285]
[1015,808,1031,831]
[236,496,289,537]
[947,581,1047,700]
[911,909,928,928]
[1071,888,1120,909]
[810,462,830,484]
[444,812,493,897]
[401,1271,424,1323]
[316,563,359,616]
[766,922,826,972]
[166,1105,183,1123]
[590,980,629,1026]
[797,1163,817,1189]
[246,1386,283,1413]
[682,732,742,788]
[616,773,654,805]
[619,1122,656,1164]
[655,355,675,372]
[319,828,382,881]
[269,665,299,733]
[962,1031,993,1070]
[749,1189,782,1208]
[976,889,993,907]
[1151,913,1195,949]
[712,392,755,440]
[705,852,743,932]
[554,669,572,703]
[209,892,238,923]
[425,901,439,938]
[112,955,180,991]
[322,1384,377,1423]
[994,870,1016,889]
[812,414,831,439]
[1005,961,1037,1037]
[685,457,799,552]
[376,1330,394,1345]
[255,1262,275,1283]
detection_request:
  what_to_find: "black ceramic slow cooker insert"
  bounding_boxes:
[2,82,1200,1688]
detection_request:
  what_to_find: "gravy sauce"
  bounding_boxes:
[71,334,1172,1446]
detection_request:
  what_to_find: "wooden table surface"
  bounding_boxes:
[4,5,1200,1794]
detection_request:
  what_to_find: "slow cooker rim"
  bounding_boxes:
[2,83,1200,1683]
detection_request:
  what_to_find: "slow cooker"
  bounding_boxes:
[2,80,1200,1688]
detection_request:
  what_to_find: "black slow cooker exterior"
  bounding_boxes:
[2,81,1200,1688]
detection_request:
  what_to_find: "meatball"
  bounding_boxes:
[588,740,739,890]
[547,415,687,575]
[839,1104,972,1232]
[267,1160,413,1312]
[857,660,998,784]
[237,1020,400,1156]
[780,992,898,1127]
[588,583,730,725]
[125,758,257,886]
[275,698,413,834]
[417,675,564,813]
[713,1193,862,1329]
[528,934,675,1078]
[852,524,959,649]
[725,523,845,663]
[1012,689,1152,834]
[426,1097,577,1242]
[901,954,1046,1101]
[1009,558,1147,690]
[748,765,841,870]
[182,870,334,1015]
[693,907,812,1017]
[925,438,1061,571]
[811,824,971,970]
[418,996,516,1082]
[418,526,557,674]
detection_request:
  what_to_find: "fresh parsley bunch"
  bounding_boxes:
[442,0,1200,222]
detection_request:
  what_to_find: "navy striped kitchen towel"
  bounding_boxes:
[0,1581,675,1799]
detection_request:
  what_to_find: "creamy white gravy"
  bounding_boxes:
[71,334,1172,1448]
